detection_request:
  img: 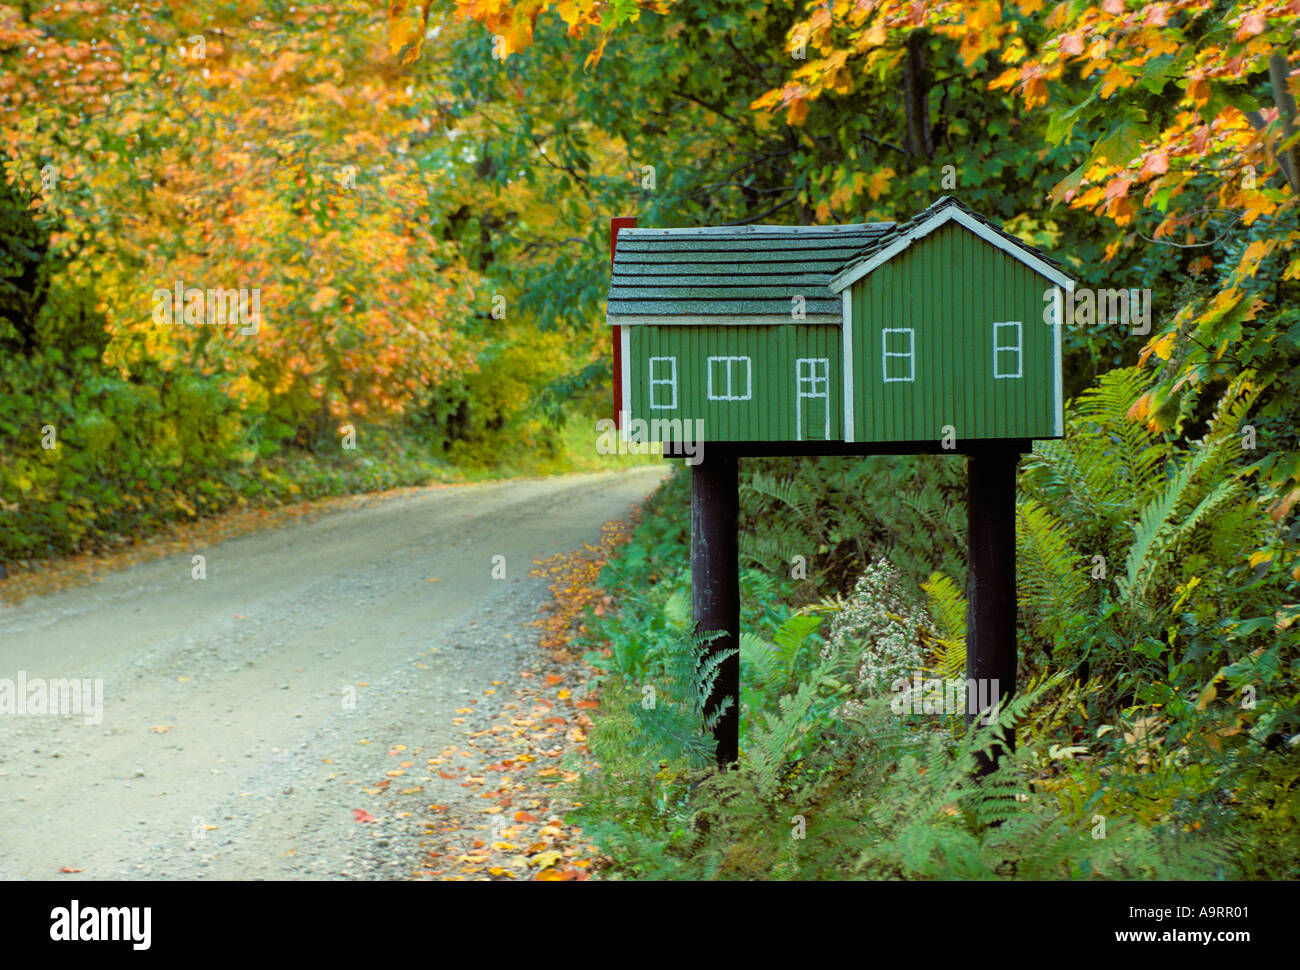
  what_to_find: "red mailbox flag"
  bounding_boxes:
[610,216,637,430]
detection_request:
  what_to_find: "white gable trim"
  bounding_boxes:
[828,207,1074,293]
[1053,281,1072,437]
[842,290,854,443]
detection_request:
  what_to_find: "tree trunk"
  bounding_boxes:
[1269,52,1299,194]
[903,30,934,160]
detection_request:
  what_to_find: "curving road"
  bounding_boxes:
[0,466,669,880]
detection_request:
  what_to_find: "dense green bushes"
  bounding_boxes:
[0,339,458,563]
[572,368,1300,880]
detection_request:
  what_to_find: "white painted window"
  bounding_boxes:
[993,321,1022,379]
[706,356,752,401]
[881,327,915,383]
[795,358,830,441]
[648,356,678,409]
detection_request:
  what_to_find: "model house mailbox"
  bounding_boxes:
[605,196,1076,768]
[607,196,1074,446]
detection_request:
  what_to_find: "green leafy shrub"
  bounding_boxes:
[574,362,1300,878]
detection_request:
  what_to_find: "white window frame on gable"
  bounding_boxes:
[648,356,678,409]
[881,327,915,383]
[706,355,752,401]
[992,321,1023,379]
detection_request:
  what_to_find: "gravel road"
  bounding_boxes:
[0,466,669,880]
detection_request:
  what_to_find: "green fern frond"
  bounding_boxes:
[1016,496,1089,623]
[920,571,967,679]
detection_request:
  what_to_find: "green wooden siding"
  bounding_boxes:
[849,222,1056,443]
[628,325,842,442]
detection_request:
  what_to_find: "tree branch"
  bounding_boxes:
[721,196,797,225]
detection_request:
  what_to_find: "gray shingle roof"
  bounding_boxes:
[607,222,893,324]
[606,198,1071,325]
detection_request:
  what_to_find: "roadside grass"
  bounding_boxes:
[0,399,658,604]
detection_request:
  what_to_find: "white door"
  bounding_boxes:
[795,358,830,441]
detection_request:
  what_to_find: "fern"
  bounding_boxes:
[920,571,967,679]
[1120,434,1243,605]
[1016,496,1089,642]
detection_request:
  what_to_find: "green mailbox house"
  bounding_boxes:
[607,196,1074,447]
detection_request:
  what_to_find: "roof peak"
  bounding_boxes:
[827,196,1072,293]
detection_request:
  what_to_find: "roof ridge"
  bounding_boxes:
[619,222,893,237]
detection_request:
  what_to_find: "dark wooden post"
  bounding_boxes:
[965,444,1020,775]
[691,446,740,766]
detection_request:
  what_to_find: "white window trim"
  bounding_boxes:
[648,356,678,410]
[795,357,830,442]
[993,320,1022,379]
[881,327,915,383]
[706,355,752,401]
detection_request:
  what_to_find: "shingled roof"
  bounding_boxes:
[606,222,893,324]
[606,198,1073,325]
[828,196,1073,293]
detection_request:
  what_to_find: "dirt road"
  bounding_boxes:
[0,467,669,880]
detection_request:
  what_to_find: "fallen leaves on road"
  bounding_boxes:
[321,518,636,880]
[528,518,633,659]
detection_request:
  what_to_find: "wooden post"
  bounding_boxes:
[965,444,1020,775]
[690,446,740,766]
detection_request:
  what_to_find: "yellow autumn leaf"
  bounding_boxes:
[1195,681,1217,712]
[1148,332,1177,361]
[309,286,339,312]
[528,849,563,869]
[1126,390,1154,423]
[868,167,896,201]
[387,3,424,63]
[1211,287,1243,315]
[1276,606,1300,631]
[1099,66,1133,99]
[1241,191,1278,225]
[1238,239,1277,277]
